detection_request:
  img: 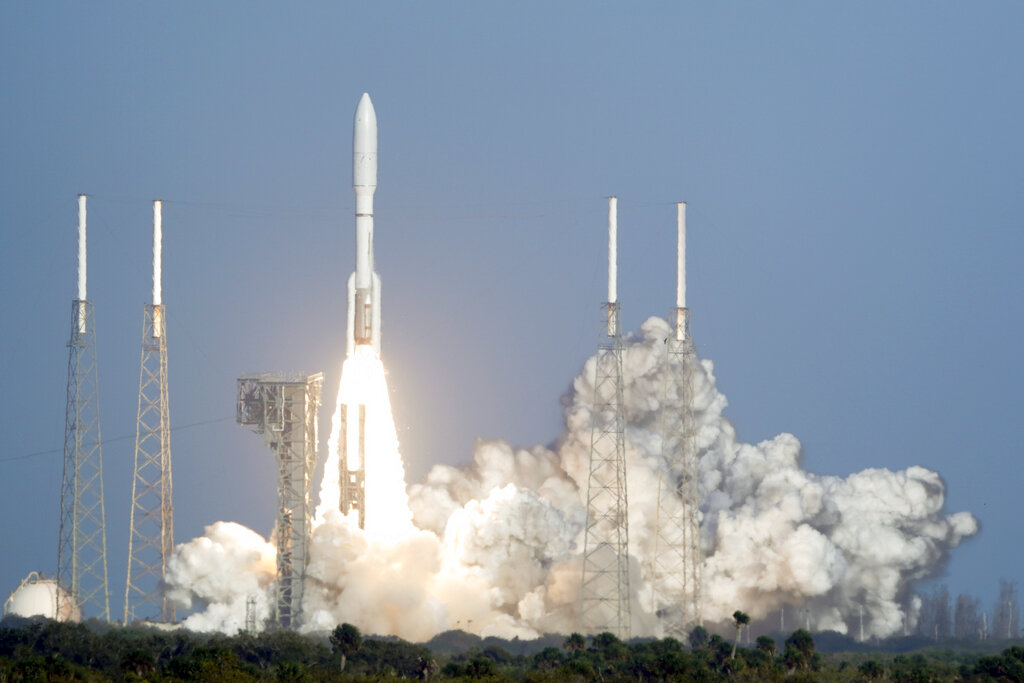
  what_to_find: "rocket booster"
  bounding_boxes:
[347,93,381,357]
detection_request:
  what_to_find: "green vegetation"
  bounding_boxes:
[2,615,1024,681]
[730,611,749,660]
[329,623,362,672]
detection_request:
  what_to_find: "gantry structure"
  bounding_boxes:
[237,372,323,629]
[580,197,631,639]
[124,201,174,624]
[57,194,110,622]
[651,202,703,636]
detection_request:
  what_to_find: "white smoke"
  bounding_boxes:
[163,521,276,634]
[165,317,976,639]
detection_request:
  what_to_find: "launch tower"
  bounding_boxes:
[651,202,703,636]
[580,197,631,639]
[124,201,175,624]
[57,194,110,621]
[237,372,323,629]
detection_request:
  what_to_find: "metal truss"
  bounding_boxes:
[237,372,323,629]
[651,307,703,637]
[581,301,631,639]
[245,593,258,633]
[57,300,110,621]
[124,304,174,624]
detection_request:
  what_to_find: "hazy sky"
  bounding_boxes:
[2,3,1021,623]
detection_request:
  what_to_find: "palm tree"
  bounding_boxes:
[330,623,362,672]
[563,632,586,654]
[688,625,710,649]
[783,629,815,671]
[731,610,750,660]
[755,635,777,657]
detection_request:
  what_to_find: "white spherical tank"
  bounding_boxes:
[4,572,80,622]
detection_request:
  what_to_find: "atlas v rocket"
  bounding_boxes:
[338,93,376,530]
[347,92,381,358]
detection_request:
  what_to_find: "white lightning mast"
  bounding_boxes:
[651,202,703,637]
[124,200,174,624]
[58,194,111,621]
[580,196,631,639]
[153,199,162,307]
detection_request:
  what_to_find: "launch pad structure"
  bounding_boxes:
[57,194,111,622]
[580,197,631,639]
[650,204,704,637]
[237,372,323,630]
[124,201,174,624]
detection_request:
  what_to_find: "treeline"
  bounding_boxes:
[0,619,430,681]
[2,617,1024,681]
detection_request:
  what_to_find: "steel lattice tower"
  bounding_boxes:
[581,197,631,639]
[651,203,703,636]
[124,201,174,624]
[57,194,110,622]
[245,594,258,633]
[237,373,323,629]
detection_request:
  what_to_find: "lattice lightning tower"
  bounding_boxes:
[124,201,174,624]
[57,194,111,621]
[237,373,323,629]
[651,202,703,636]
[580,197,631,639]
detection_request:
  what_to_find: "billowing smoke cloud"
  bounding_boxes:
[164,521,276,633]
[165,317,976,639]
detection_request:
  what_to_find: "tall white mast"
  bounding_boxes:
[77,194,87,302]
[153,200,162,307]
[77,195,87,333]
[608,196,618,305]
[677,202,686,309]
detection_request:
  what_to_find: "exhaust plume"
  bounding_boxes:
[166,317,976,639]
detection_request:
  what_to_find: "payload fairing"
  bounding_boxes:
[347,92,381,358]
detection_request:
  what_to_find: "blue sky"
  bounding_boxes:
[1,3,1021,623]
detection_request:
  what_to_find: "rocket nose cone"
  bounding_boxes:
[353,93,378,188]
[354,93,377,152]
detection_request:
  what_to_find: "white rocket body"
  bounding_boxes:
[347,93,381,357]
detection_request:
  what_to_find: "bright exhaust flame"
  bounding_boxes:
[316,345,413,542]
